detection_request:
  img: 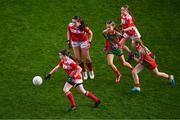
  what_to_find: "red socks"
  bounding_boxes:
[115,70,120,77]
[85,91,99,102]
[66,91,100,107]
[135,83,140,87]
[86,62,93,72]
[79,62,93,72]
[66,92,76,107]
[168,75,171,80]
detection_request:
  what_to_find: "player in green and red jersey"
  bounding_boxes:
[103,20,133,83]
[131,40,175,93]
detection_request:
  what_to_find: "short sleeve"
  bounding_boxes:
[84,27,90,33]
[67,25,70,31]
[58,60,63,67]
[70,63,78,69]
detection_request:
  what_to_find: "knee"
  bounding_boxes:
[131,68,136,74]
[78,87,87,95]
[63,87,69,94]
[84,91,89,96]
[76,59,82,64]
[132,44,136,48]
[81,90,87,95]
[85,56,91,63]
[121,38,126,44]
[108,62,113,67]
[155,72,160,76]
[85,58,91,63]
[123,62,127,66]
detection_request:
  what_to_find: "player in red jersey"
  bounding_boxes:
[67,16,94,80]
[103,20,133,83]
[131,41,175,93]
[120,5,141,61]
[45,49,101,111]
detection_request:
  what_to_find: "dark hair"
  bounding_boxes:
[60,49,69,56]
[135,40,150,53]
[72,16,87,31]
[106,20,115,27]
[106,20,120,31]
[135,40,142,46]
[59,49,75,60]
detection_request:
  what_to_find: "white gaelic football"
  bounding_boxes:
[32,76,43,86]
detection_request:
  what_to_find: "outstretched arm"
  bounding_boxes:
[45,65,60,80]
[49,65,60,75]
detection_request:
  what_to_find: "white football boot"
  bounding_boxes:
[170,75,175,87]
[82,71,88,80]
[89,71,95,80]
[131,87,141,93]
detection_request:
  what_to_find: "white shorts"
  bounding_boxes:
[74,78,83,84]
[123,27,141,40]
[71,41,90,49]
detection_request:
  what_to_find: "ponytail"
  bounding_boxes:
[60,49,69,56]
[79,20,86,31]
[135,40,150,53]
[69,55,76,61]
[59,49,76,61]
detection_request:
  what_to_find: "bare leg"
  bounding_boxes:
[152,67,170,80]
[121,38,131,53]
[121,38,134,62]
[107,54,122,83]
[76,84,86,95]
[152,67,175,87]
[119,55,133,69]
[73,47,86,72]
[63,82,73,95]
[107,54,119,75]
[132,63,144,86]
[63,82,76,108]
[131,39,136,48]
[81,47,94,79]
[131,63,144,93]
[72,47,81,63]
[76,84,100,105]
[81,48,92,64]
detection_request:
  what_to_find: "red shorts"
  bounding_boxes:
[142,60,157,70]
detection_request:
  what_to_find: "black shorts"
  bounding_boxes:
[67,78,83,87]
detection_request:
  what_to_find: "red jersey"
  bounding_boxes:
[136,45,157,69]
[121,14,135,29]
[68,23,90,42]
[59,57,82,79]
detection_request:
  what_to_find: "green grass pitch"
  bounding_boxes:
[0,0,179,119]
